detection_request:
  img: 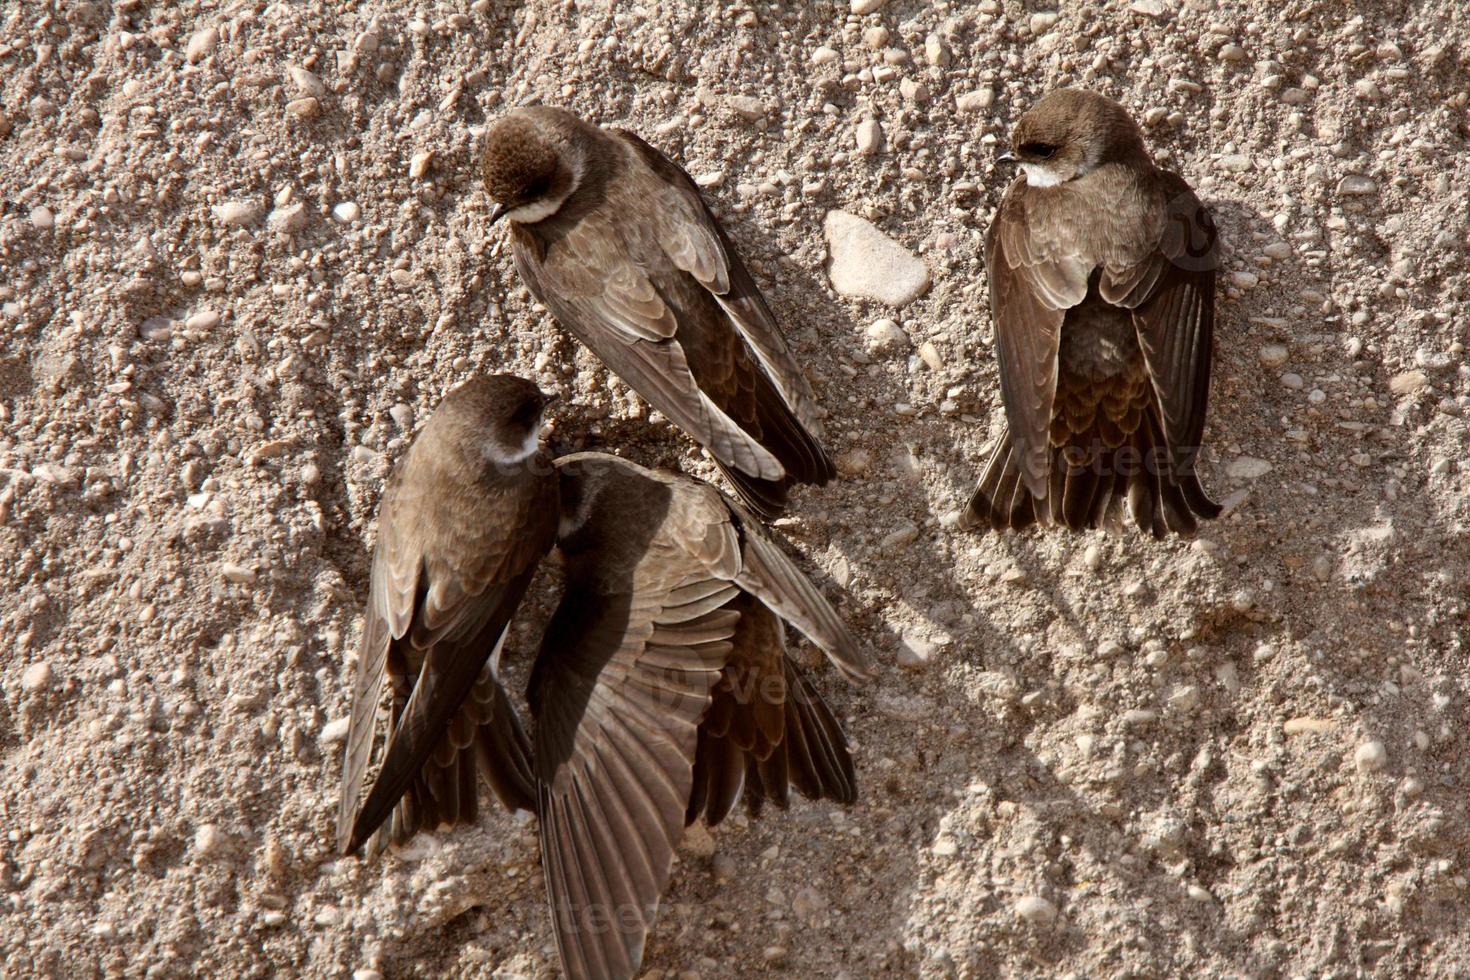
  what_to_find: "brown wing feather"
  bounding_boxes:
[337,461,556,856]
[985,179,1078,497]
[531,566,739,980]
[1103,173,1217,466]
[613,128,828,440]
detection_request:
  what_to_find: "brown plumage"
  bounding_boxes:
[481,106,835,519]
[532,452,870,980]
[961,88,1221,538]
[336,376,558,857]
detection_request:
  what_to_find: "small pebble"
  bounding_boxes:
[956,87,994,113]
[1355,740,1388,772]
[865,318,908,352]
[213,201,262,228]
[286,97,320,118]
[856,119,884,156]
[21,662,54,693]
[1259,344,1289,368]
[332,201,361,223]
[30,206,54,231]
[727,95,766,122]
[194,824,231,861]
[220,562,257,584]
[850,0,887,13]
[824,210,930,307]
[1015,895,1057,926]
[186,27,219,64]
[288,66,327,99]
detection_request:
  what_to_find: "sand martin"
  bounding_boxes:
[533,451,870,978]
[961,88,1221,537]
[481,106,835,519]
[337,375,558,856]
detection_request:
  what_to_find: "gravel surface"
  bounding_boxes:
[3,1,1468,977]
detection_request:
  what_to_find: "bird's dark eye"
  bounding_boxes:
[1020,142,1059,160]
[522,175,551,200]
[510,402,541,429]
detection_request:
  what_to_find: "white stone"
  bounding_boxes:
[213,201,261,228]
[186,27,219,63]
[194,824,231,860]
[1389,370,1427,395]
[899,78,930,104]
[288,66,327,99]
[21,662,54,692]
[824,210,930,307]
[1228,456,1272,480]
[897,634,942,669]
[811,46,839,65]
[1338,175,1377,196]
[956,87,994,113]
[269,203,309,234]
[409,151,433,179]
[925,34,951,66]
[1015,895,1058,926]
[855,119,883,156]
[1355,740,1388,772]
[220,562,256,584]
[30,206,54,230]
[865,318,909,352]
[332,201,361,223]
[320,717,351,744]
[727,95,766,121]
[186,310,220,331]
[1258,344,1289,368]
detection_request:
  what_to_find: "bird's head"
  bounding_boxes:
[436,374,552,469]
[1000,88,1149,188]
[481,107,588,225]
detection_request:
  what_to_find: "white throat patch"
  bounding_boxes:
[484,428,541,466]
[1021,163,1064,188]
[506,194,568,224]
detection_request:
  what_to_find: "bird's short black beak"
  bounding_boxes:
[487,203,506,225]
[996,151,1017,165]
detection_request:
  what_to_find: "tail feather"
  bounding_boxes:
[360,676,534,859]
[963,405,1218,537]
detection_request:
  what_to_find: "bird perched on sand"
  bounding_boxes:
[961,88,1221,537]
[536,451,870,978]
[336,375,557,857]
[480,106,835,519]
[336,377,869,980]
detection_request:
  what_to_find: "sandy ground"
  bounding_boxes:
[3,1,1469,977]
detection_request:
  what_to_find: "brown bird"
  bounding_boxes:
[534,451,870,978]
[336,375,558,857]
[961,88,1221,537]
[481,106,835,519]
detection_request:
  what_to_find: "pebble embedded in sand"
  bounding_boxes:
[1015,895,1058,926]
[824,210,930,307]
